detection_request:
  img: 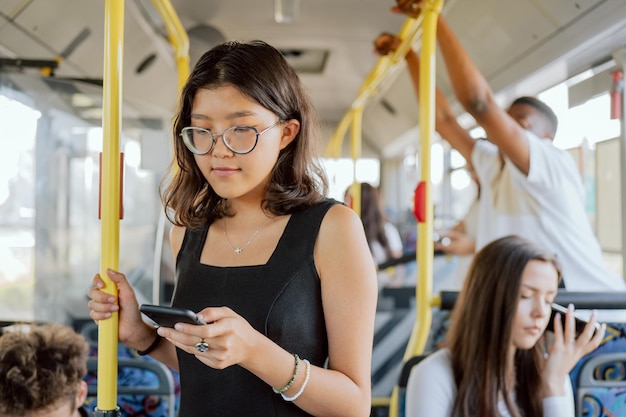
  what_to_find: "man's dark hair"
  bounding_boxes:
[511,96,558,136]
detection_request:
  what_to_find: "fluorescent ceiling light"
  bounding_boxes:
[274,0,300,23]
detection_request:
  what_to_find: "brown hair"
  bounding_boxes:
[161,40,328,227]
[0,323,89,416]
[447,235,562,417]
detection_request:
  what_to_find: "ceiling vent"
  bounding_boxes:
[279,49,329,74]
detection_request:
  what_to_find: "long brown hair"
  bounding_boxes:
[358,183,392,259]
[161,40,328,227]
[447,235,562,417]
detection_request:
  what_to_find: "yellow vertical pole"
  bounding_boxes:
[388,1,443,416]
[97,0,124,413]
[325,112,346,158]
[96,0,188,413]
[351,107,363,216]
[410,0,443,358]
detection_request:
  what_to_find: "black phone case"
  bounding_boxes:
[546,303,599,336]
[140,304,206,328]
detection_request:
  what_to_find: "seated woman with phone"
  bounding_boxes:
[405,235,606,417]
[87,40,377,417]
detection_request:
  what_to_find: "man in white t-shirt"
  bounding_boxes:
[374,11,625,291]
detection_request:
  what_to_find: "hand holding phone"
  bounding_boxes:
[140,304,206,328]
[546,303,601,337]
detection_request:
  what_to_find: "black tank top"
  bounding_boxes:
[171,200,337,417]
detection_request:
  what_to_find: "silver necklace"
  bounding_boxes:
[224,216,273,254]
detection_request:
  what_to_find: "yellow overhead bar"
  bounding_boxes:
[325,15,425,217]
[324,17,424,160]
[150,0,190,92]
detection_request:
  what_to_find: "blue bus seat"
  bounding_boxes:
[84,357,176,417]
[390,292,626,417]
[571,322,626,417]
[576,351,626,417]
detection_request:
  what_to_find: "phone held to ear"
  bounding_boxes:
[546,303,601,337]
[140,304,206,328]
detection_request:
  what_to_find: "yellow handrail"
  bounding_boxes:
[387,2,443,417]
[150,0,190,92]
[325,18,423,159]
[98,0,124,412]
[411,0,443,359]
[325,14,424,221]
[350,107,364,215]
[98,0,189,412]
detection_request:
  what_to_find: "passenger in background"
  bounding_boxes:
[406,235,605,417]
[88,40,377,417]
[375,0,626,291]
[433,165,480,290]
[346,182,404,288]
[0,323,90,417]
[345,183,403,265]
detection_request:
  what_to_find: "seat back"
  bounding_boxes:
[84,357,176,417]
[395,355,429,417]
[576,351,626,417]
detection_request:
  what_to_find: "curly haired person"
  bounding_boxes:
[0,323,90,417]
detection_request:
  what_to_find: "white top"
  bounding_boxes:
[405,348,574,417]
[471,133,625,291]
[371,222,403,265]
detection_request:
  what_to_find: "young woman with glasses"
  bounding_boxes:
[87,40,377,417]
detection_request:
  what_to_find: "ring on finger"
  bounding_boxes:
[195,338,209,353]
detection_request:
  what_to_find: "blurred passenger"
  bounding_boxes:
[0,323,90,417]
[345,183,403,265]
[374,1,625,291]
[406,235,605,417]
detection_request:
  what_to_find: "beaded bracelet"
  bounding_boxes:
[136,334,162,356]
[282,359,311,402]
[272,353,300,394]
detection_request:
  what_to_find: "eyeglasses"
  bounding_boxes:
[180,121,282,155]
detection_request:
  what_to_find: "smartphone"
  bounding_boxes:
[546,303,600,336]
[140,304,206,328]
